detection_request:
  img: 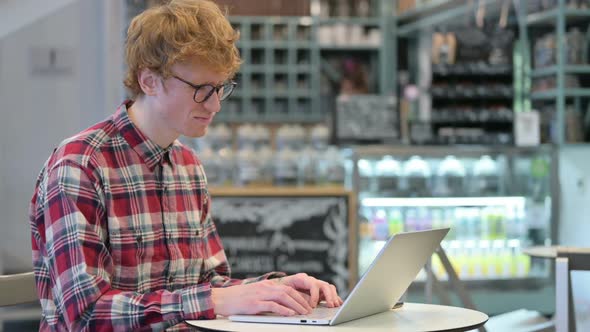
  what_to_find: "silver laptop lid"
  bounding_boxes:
[330,228,449,325]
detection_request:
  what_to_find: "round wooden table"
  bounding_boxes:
[186,302,489,332]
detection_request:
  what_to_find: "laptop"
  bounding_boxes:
[228,228,449,326]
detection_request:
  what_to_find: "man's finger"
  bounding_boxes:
[257,301,295,316]
[298,290,311,303]
[273,287,312,314]
[320,283,336,307]
[308,281,320,307]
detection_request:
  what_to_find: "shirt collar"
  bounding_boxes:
[114,100,171,171]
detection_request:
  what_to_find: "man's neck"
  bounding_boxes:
[127,98,177,148]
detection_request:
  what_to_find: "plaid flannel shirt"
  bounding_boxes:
[29,101,284,331]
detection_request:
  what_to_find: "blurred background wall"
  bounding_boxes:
[0,0,125,273]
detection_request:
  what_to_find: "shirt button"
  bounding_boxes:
[195,229,200,236]
[136,235,142,243]
[168,275,174,283]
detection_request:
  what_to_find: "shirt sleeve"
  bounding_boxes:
[198,190,287,287]
[37,160,214,331]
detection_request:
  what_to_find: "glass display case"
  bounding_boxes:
[349,145,557,314]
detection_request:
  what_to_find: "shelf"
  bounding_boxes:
[317,17,381,25]
[432,66,513,77]
[431,94,513,100]
[248,91,266,98]
[272,91,313,98]
[530,88,590,100]
[234,92,316,100]
[230,16,315,25]
[362,196,526,208]
[526,8,590,26]
[562,143,590,148]
[526,8,559,26]
[227,15,323,123]
[530,65,590,78]
[319,44,381,51]
[397,0,498,37]
[210,185,348,197]
[246,65,312,73]
[270,65,313,73]
[530,90,557,100]
[217,113,325,124]
[397,0,467,23]
[241,41,313,49]
[409,275,549,289]
[431,120,513,126]
[247,65,268,72]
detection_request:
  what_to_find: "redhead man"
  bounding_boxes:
[29,1,341,330]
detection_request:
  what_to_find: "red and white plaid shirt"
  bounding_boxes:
[29,101,284,331]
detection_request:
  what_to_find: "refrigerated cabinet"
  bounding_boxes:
[350,145,556,315]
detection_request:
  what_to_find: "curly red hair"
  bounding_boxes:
[124,0,241,97]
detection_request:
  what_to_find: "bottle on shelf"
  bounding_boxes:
[443,208,456,240]
[236,124,256,149]
[214,123,233,150]
[298,145,318,186]
[417,207,433,231]
[358,213,373,276]
[387,208,404,236]
[273,146,299,186]
[256,145,274,186]
[492,239,511,278]
[217,145,234,186]
[402,156,432,197]
[375,156,402,196]
[454,208,468,240]
[404,208,419,232]
[253,124,271,150]
[290,125,307,151]
[310,124,330,150]
[472,155,501,196]
[464,240,481,279]
[370,208,389,241]
[198,144,221,186]
[436,155,466,196]
[480,240,493,278]
[357,159,375,195]
[323,146,347,186]
[468,208,482,241]
[508,239,530,278]
[235,145,261,186]
[431,208,444,230]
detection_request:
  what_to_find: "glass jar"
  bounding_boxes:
[375,156,402,196]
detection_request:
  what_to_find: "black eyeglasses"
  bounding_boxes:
[172,75,237,103]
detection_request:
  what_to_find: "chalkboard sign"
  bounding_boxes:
[210,187,356,296]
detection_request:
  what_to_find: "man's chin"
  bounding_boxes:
[184,128,208,138]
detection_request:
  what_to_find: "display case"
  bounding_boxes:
[349,145,557,315]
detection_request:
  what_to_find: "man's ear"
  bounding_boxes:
[137,68,160,96]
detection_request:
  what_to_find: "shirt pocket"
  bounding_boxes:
[182,222,205,285]
[108,226,167,291]
[177,210,205,258]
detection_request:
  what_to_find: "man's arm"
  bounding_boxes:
[34,160,214,331]
[197,191,286,287]
[195,191,341,317]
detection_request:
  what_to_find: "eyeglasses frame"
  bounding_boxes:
[172,75,237,103]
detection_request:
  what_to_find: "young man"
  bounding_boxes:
[29,1,342,330]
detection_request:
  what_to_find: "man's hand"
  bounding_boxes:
[276,273,343,308]
[211,280,313,317]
